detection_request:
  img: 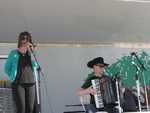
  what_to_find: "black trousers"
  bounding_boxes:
[84,104,120,113]
[15,84,35,113]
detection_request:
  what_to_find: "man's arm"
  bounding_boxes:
[76,87,96,96]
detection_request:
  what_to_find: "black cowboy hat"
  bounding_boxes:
[87,57,109,68]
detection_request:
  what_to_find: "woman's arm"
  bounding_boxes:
[4,51,13,76]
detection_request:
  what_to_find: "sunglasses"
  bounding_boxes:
[95,64,105,68]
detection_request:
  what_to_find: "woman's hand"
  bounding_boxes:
[27,42,35,52]
[19,46,27,54]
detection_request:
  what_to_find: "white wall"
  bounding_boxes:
[0,44,150,113]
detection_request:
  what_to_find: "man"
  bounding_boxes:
[76,57,119,113]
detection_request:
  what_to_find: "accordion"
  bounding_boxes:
[91,76,117,108]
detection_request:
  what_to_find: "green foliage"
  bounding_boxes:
[105,51,150,87]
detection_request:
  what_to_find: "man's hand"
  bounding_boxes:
[86,87,96,95]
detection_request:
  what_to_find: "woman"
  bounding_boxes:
[4,31,37,113]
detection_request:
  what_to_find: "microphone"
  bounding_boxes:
[27,43,36,55]
[131,52,137,56]
[131,52,146,70]
[28,43,36,51]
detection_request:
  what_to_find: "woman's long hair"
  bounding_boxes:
[17,31,33,48]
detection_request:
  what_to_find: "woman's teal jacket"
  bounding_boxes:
[4,49,38,82]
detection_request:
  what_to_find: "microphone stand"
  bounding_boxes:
[131,52,149,111]
[113,75,123,113]
[135,70,142,112]
[29,48,42,113]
